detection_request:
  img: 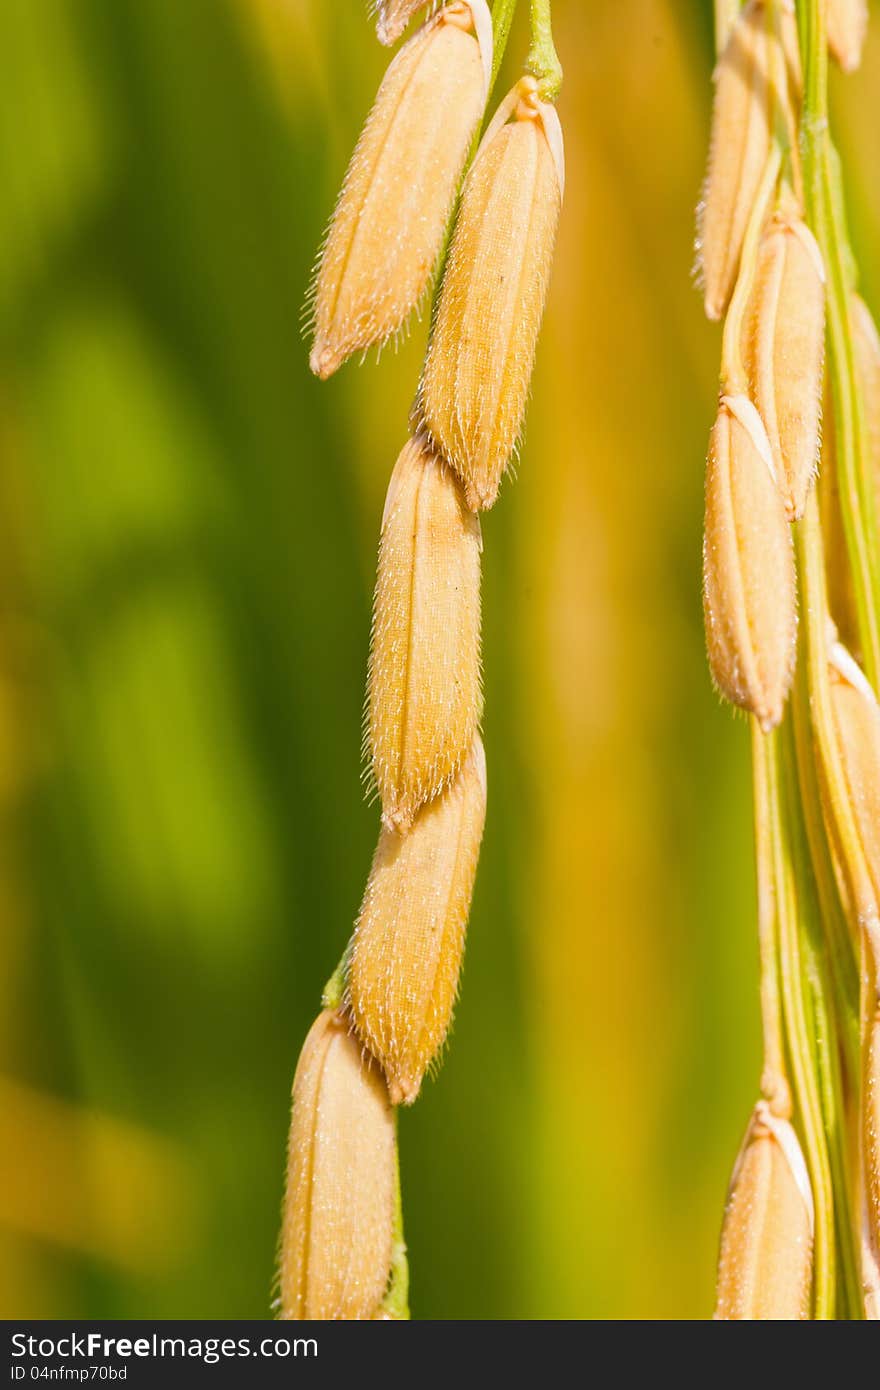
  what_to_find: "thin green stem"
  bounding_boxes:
[793,497,878,1318]
[795,499,876,927]
[766,729,836,1317]
[379,1115,410,1319]
[322,942,350,1009]
[800,9,880,1317]
[800,0,880,688]
[489,0,520,96]
[752,720,791,1116]
[791,657,860,1081]
[797,0,825,132]
[812,993,863,1317]
[526,0,562,100]
[820,163,880,687]
[781,716,862,1315]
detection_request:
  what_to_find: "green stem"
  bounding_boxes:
[489,0,520,96]
[767,729,836,1317]
[752,721,791,1116]
[781,717,862,1315]
[526,0,562,100]
[379,1115,410,1319]
[793,499,877,1317]
[322,942,350,1010]
[820,160,880,687]
[800,0,880,688]
[812,992,862,1317]
[800,6,880,1319]
[795,499,876,928]
[791,657,860,1082]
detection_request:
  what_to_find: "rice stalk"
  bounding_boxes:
[698,0,880,1319]
[279,0,562,1320]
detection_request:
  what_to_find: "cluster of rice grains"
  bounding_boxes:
[698,0,880,1319]
[278,1,563,1319]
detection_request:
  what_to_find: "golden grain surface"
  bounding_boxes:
[699,1,774,322]
[744,217,825,521]
[348,739,486,1105]
[368,435,482,831]
[279,1010,395,1319]
[310,8,485,378]
[703,397,797,730]
[420,104,561,510]
[715,1106,813,1319]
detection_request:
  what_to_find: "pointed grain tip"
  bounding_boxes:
[759,707,782,735]
[310,342,341,380]
[466,481,496,511]
[382,805,414,835]
[349,745,486,1102]
[704,294,724,323]
[389,1075,420,1106]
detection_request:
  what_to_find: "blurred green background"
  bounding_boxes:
[1,0,878,1320]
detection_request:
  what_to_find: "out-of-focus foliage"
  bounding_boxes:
[1,0,878,1319]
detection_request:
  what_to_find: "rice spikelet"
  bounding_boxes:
[348,740,487,1105]
[368,434,483,831]
[279,1010,396,1320]
[699,0,777,322]
[310,3,490,379]
[715,1102,814,1319]
[703,394,798,731]
[744,212,826,520]
[419,78,563,510]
